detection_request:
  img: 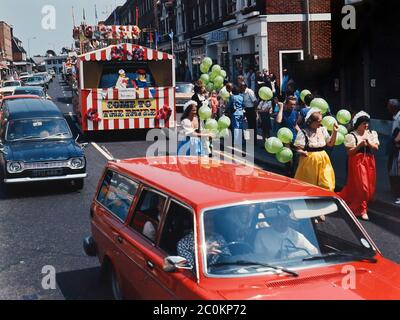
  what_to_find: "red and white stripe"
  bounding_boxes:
[81,87,176,131]
[80,44,173,62]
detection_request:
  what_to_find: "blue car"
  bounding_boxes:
[0,98,87,190]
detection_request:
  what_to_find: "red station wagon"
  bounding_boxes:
[84,157,400,300]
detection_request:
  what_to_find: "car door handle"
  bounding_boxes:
[116,236,124,244]
[146,260,155,270]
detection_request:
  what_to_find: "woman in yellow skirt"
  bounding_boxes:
[294,108,338,191]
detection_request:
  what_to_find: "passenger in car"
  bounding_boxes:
[254,204,319,260]
[142,197,166,242]
[177,217,230,270]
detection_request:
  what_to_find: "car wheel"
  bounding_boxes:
[110,265,124,300]
[71,178,84,190]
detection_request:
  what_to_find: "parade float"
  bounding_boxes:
[72,24,176,133]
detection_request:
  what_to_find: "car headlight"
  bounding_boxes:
[7,161,24,173]
[69,157,85,169]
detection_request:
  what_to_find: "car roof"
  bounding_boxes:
[110,157,334,211]
[14,86,44,91]
[2,95,42,101]
[4,99,62,120]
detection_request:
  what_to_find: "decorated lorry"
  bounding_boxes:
[72,27,176,133]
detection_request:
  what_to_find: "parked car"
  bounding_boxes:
[13,86,51,100]
[48,69,56,77]
[0,98,87,190]
[19,72,30,77]
[84,158,400,300]
[19,75,32,85]
[176,82,194,113]
[24,75,48,89]
[38,72,52,83]
[0,80,22,97]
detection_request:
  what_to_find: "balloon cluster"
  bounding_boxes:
[265,129,294,164]
[198,57,228,93]
[301,89,352,146]
[198,101,231,138]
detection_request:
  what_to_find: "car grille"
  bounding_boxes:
[24,160,70,170]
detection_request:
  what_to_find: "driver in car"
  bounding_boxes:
[254,204,319,260]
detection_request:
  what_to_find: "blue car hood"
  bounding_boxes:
[6,140,83,162]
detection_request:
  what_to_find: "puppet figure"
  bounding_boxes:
[115,69,129,89]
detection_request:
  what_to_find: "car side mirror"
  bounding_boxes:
[163,256,193,273]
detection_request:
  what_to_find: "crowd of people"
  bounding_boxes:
[177,69,400,217]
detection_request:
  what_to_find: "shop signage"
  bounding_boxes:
[190,38,206,47]
[174,42,187,53]
[209,31,228,43]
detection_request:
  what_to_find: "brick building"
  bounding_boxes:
[0,21,13,81]
[106,0,332,85]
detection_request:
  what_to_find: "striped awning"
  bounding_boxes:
[79,43,174,62]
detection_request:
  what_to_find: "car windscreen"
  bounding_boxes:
[3,82,20,87]
[6,118,72,141]
[14,88,45,97]
[176,84,194,94]
[201,198,376,277]
[27,77,43,82]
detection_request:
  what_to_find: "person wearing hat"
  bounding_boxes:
[338,111,379,220]
[115,69,129,89]
[293,108,338,191]
[177,100,213,156]
[254,203,318,260]
[133,69,149,88]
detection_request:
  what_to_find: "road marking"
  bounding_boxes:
[91,142,114,161]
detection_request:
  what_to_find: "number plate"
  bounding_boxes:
[32,169,64,177]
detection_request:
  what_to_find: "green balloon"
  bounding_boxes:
[209,72,218,82]
[218,115,231,130]
[335,133,345,146]
[338,125,348,136]
[322,116,337,131]
[200,63,210,74]
[200,74,209,84]
[265,137,284,154]
[212,65,221,73]
[203,57,213,67]
[214,76,224,86]
[205,119,218,131]
[214,82,224,91]
[277,127,294,144]
[337,109,351,125]
[199,106,212,120]
[219,128,230,139]
[259,86,273,101]
[206,82,214,92]
[219,70,227,78]
[219,88,230,101]
[276,148,293,164]
[300,90,312,103]
[310,98,329,115]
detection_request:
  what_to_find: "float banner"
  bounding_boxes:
[102,99,157,119]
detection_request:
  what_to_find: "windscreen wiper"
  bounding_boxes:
[303,252,377,263]
[212,260,299,277]
[11,135,42,141]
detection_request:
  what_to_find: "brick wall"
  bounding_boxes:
[0,22,13,61]
[267,20,332,81]
[264,0,330,14]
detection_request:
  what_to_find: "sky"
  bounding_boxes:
[0,0,126,56]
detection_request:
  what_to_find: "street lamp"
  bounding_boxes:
[27,37,37,58]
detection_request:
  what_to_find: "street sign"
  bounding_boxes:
[190,38,206,47]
